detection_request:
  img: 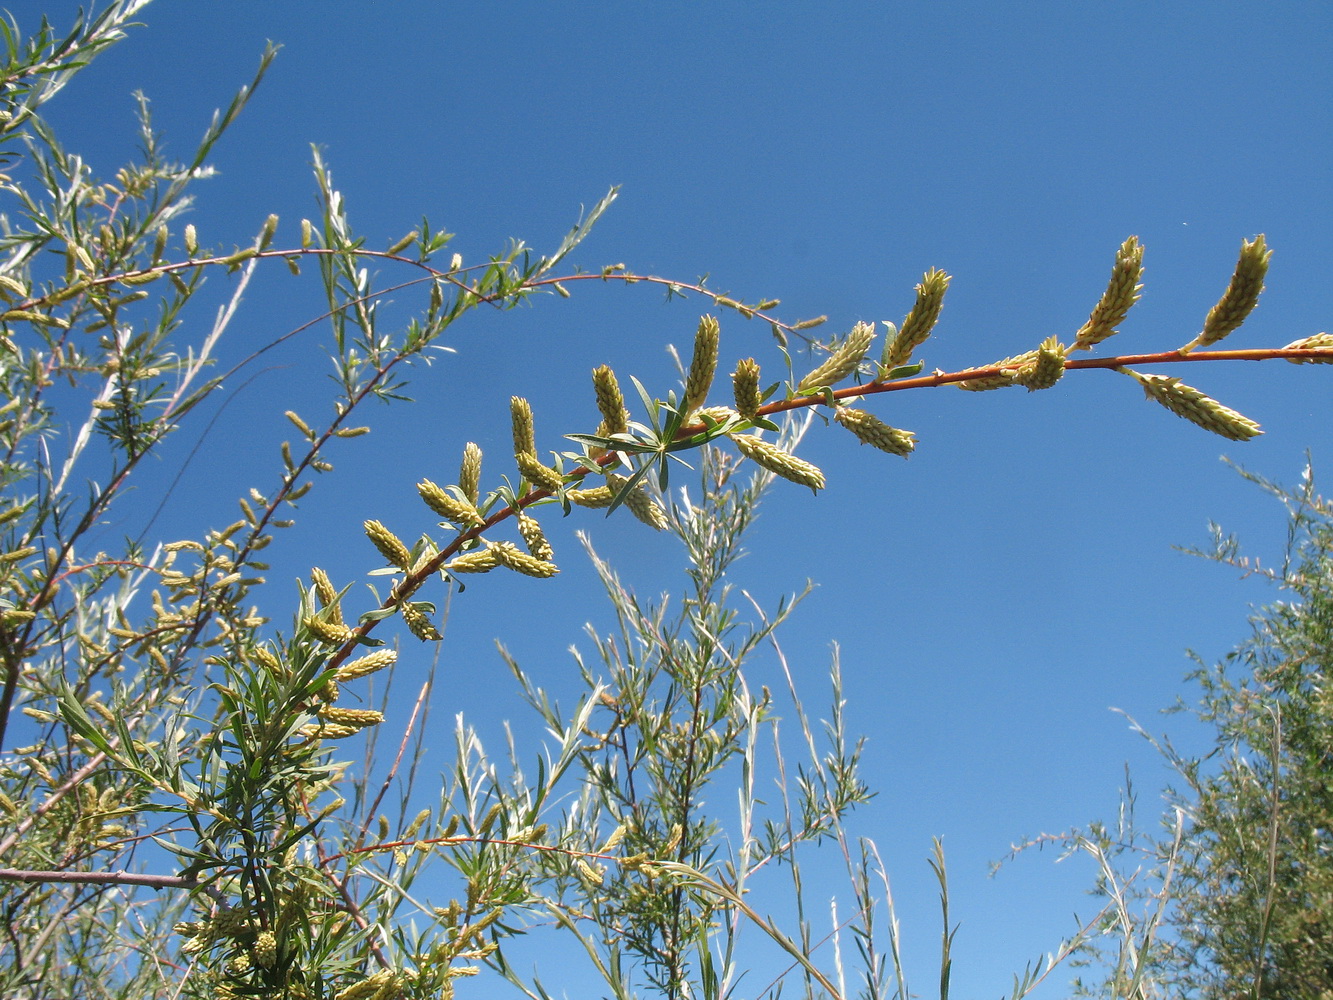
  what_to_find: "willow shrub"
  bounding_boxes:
[1,4,1331,1000]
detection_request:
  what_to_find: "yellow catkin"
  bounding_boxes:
[1283,332,1333,364]
[310,567,337,608]
[363,520,411,570]
[252,646,281,673]
[592,365,629,435]
[730,434,826,491]
[334,970,397,1000]
[833,407,916,456]
[254,930,277,968]
[401,603,443,641]
[517,511,554,561]
[731,358,762,420]
[418,479,484,527]
[1182,234,1271,352]
[1012,336,1067,391]
[510,396,537,458]
[446,549,501,574]
[335,649,398,682]
[491,541,558,578]
[305,617,356,645]
[684,315,721,413]
[318,707,385,729]
[605,473,670,530]
[1073,236,1144,350]
[1129,371,1262,441]
[798,321,874,394]
[568,485,616,509]
[883,269,950,368]
[516,453,565,492]
[459,442,483,504]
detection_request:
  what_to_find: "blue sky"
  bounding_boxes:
[21,0,1333,995]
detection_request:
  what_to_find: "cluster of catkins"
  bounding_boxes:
[317,234,1330,650]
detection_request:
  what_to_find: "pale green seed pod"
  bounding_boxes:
[386,230,419,255]
[798,321,875,393]
[418,479,484,527]
[730,434,826,492]
[592,365,629,435]
[1182,235,1271,352]
[258,214,279,250]
[1283,332,1333,363]
[1073,236,1144,351]
[732,358,762,420]
[516,452,565,492]
[336,648,398,682]
[364,519,412,570]
[1012,336,1067,391]
[834,407,916,456]
[183,224,198,257]
[883,269,950,368]
[459,442,483,504]
[1128,371,1262,441]
[511,396,537,458]
[517,511,554,561]
[684,315,721,413]
[401,603,443,641]
[305,616,356,645]
[606,473,670,530]
[491,540,558,578]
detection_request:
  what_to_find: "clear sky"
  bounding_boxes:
[19,1,1333,995]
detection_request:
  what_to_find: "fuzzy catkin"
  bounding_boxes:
[684,315,721,413]
[305,616,355,645]
[1283,332,1333,363]
[883,269,950,368]
[517,511,554,561]
[568,485,616,508]
[491,540,558,578]
[336,648,397,682]
[1012,336,1067,391]
[798,321,874,394]
[1185,235,1270,351]
[318,706,385,729]
[310,567,337,608]
[401,603,443,641]
[592,365,629,435]
[363,519,412,570]
[516,453,565,492]
[418,479,484,527]
[459,442,483,504]
[510,396,537,458]
[834,407,916,456]
[445,548,501,574]
[732,358,762,419]
[605,473,670,530]
[1073,236,1143,350]
[1130,371,1262,441]
[730,434,825,491]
